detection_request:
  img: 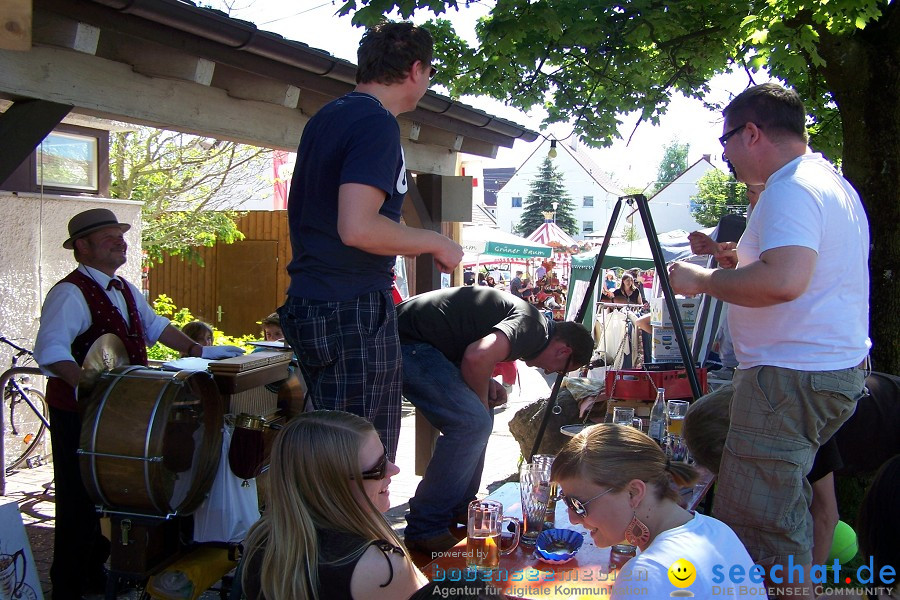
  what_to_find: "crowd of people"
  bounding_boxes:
[27,17,893,600]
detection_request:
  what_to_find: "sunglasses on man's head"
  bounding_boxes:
[359,449,388,480]
[561,487,614,517]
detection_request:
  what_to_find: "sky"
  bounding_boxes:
[211,0,768,189]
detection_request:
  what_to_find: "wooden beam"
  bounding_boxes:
[0,45,306,150]
[0,0,31,51]
[33,11,98,54]
[211,63,301,108]
[0,98,71,183]
[99,33,215,85]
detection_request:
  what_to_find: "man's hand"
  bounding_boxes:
[689,232,739,269]
[201,345,245,360]
[713,242,739,269]
[432,236,464,273]
[668,262,712,297]
[487,379,508,409]
[688,231,720,256]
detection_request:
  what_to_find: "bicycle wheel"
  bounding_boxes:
[5,387,48,472]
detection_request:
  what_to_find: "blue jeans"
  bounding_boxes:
[402,343,494,540]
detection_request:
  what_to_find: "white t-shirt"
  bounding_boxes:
[613,513,765,599]
[729,153,870,370]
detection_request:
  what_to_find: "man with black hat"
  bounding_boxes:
[33,208,243,599]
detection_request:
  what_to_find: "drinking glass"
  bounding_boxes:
[519,461,552,545]
[612,406,636,427]
[666,400,689,438]
[667,399,690,462]
[466,499,520,574]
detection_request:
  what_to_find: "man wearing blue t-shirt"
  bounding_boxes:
[279,22,463,460]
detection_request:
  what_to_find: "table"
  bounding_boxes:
[421,483,615,600]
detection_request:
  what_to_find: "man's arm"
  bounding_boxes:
[157,325,204,357]
[460,331,512,410]
[43,360,82,389]
[337,183,463,273]
[668,245,817,307]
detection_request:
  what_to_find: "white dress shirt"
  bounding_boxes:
[33,264,170,373]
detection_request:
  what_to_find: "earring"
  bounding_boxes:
[625,511,651,546]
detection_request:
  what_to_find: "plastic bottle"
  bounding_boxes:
[648,387,667,446]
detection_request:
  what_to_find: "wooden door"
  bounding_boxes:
[216,240,278,336]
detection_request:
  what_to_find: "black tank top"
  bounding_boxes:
[242,528,403,599]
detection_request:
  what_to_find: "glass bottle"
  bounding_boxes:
[648,387,667,446]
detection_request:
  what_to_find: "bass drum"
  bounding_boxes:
[79,366,223,515]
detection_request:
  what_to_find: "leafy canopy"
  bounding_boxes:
[110,127,274,265]
[690,169,750,227]
[650,140,690,196]
[339,0,889,158]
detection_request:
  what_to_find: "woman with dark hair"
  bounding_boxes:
[552,424,763,599]
[611,272,643,306]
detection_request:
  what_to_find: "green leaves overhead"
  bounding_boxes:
[337,0,889,158]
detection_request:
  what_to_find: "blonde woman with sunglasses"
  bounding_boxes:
[552,424,764,600]
[239,410,494,600]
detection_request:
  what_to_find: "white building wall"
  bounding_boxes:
[642,159,719,237]
[493,139,624,240]
[0,193,143,367]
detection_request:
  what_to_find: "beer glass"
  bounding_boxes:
[466,499,520,574]
[532,454,558,530]
[667,399,689,462]
[520,461,552,545]
[666,400,689,438]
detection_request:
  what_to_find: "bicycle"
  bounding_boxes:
[1,336,50,473]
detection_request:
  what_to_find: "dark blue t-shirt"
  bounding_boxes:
[286,92,407,301]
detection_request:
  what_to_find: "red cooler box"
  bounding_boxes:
[605,368,707,401]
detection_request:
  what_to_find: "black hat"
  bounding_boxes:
[63,208,131,249]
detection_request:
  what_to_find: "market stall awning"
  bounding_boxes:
[462,225,552,260]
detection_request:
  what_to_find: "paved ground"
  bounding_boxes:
[2,363,553,599]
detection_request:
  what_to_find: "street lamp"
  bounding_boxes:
[551,201,559,223]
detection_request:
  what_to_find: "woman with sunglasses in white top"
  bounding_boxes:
[239,410,495,600]
[552,424,765,600]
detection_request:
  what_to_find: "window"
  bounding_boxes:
[37,132,99,191]
[583,221,594,233]
[511,196,522,208]
[1,124,109,195]
[583,195,594,207]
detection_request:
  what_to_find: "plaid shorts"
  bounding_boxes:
[279,290,402,460]
[714,365,864,566]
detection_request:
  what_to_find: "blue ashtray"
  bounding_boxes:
[534,528,584,564]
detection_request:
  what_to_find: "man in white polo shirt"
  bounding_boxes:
[668,83,869,600]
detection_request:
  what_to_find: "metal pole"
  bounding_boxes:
[630,194,702,399]
[528,199,623,459]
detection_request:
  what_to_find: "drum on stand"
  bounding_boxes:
[78,366,223,516]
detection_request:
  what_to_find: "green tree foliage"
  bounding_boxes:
[338,0,900,373]
[650,141,690,196]
[110,127,273,264]
[690,170,750,227]
[515,156,578,238]
[147,294,255,360]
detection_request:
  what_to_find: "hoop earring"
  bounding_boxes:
[625,512,651,546]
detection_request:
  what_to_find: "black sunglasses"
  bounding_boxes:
[429,65,437,80]
[719,124,746,147]
[561,487,614,517]
[360,450,388,480]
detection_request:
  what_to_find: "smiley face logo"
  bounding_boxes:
[668,558,697,588]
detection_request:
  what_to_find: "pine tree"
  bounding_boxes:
[514,156,578,237]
